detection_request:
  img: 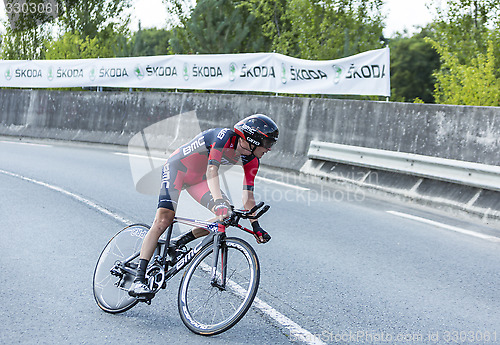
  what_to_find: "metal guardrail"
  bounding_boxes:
[307,141,500,192]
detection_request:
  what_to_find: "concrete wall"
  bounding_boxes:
[1,89,499,171]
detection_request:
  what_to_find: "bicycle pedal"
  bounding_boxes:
[168,246,188,261]
[136,295,154,304]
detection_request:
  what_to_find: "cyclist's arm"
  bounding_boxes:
[242,189,257,220]
[206,164,224,200]
[242,155,259,217]
[205,128,233,202]
[243,188,271,243]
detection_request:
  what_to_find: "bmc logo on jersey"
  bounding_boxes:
[183,137,205,155]
[217,128,229,139]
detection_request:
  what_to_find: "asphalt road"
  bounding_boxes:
[1,138,499,345]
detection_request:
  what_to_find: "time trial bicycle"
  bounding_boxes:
[93,202,270,335]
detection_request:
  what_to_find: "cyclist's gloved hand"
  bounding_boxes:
[213,199,231,218]
[252,221,271,244]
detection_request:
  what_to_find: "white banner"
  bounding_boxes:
[0,48,390,96]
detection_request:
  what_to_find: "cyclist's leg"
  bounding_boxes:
[184,181,230,238]
[130,162,183,297]
[170,180,230,251]
[141,161,183,261]
[139,207,175,260]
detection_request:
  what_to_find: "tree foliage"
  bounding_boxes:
[428,39,500,106]
[169,0,268,54]
[424,0,500,105]
[243,0,385,59]
[167,0,384,58]
[45,31,105,59]
[390,28,440,103]
[290,0,384,59]
[116,26,172,57]
[0,0,131,60]
[59,0,132,39]
[431,0,500,62]
[239,0,296,55]
[0,19,52,59]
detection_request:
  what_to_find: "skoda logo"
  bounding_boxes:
[134,64,144,80]
[229,62,237,82]
[183,63,189,81]
[281,63,287,84]
[5,67,12,81]
[47,66,54,81]
[332,65,343,84]
[89,66,97,81]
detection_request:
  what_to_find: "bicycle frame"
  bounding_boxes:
[164,216,256,289]
[118,215,256,295]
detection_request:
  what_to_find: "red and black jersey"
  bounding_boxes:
[168,128,259,191]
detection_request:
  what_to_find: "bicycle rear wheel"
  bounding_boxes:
[93,224,149,313]
[178,237,260,335]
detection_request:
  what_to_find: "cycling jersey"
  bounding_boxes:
[158,128,259,211]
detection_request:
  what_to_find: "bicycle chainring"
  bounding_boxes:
[145,264,165,293]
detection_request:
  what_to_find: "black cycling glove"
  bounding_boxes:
[251,221,271,244]
[213,198,231,217]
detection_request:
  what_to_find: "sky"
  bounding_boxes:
[0,0,436,38]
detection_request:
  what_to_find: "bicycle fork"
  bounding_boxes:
[210,232,228,290]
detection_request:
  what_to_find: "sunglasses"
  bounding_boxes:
[261,138,277,149]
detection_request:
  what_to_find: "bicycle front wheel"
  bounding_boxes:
[93,224,149,313]
[178,237,260,335]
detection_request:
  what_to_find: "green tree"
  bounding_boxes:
[239,0,296,55]
[114,25,173,57]
[58,0,131,39]
[289,0,385,59]
[1,0,131,60]
[428,39,500,106]
[169,0,269,54]
[45,31,105,59]
[0,20,52,59]
[134,26,172,56]
[423,0,500,105]
[431,0,500,66]
[390,28,441,103]
[244,0,384,59]
[57,0,132,58]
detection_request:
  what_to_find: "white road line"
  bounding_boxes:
[387,211,500,243]
[228,170,310,191]
[0,140,52,147]
[255,175,310,191]
[114,152,166,162]
[0,168,324,345]
[0,169,132,225]
[200,262,326,345]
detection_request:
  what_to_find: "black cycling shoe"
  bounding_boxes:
[128,281,155,299]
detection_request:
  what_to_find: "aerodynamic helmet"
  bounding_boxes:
[234,114,279,149]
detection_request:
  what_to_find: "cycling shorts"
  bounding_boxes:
[157,159,228,212]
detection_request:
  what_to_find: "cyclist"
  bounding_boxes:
[129,114,279,298]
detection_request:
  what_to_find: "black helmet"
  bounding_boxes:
[234,114,279,149]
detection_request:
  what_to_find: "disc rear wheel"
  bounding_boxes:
[93,224,150,313]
